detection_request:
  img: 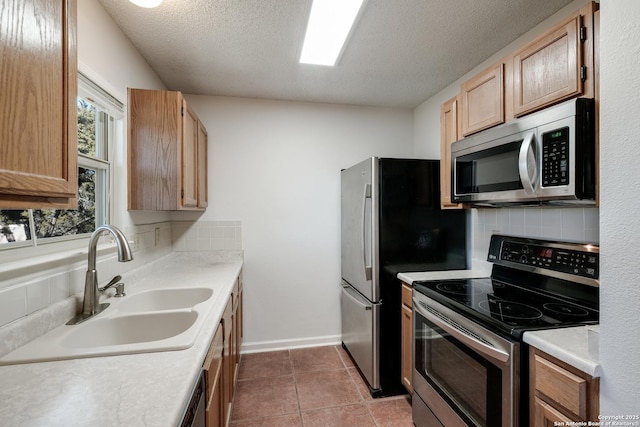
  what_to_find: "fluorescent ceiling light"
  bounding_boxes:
[129,0,163,8]
[300,0,365,66]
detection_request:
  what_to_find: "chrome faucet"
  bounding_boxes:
[67,224,133,325]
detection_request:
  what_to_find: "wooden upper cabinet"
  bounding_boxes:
[197,121,209,209]
[513,2,597,117]
[0,0,78,209]
[460,63,504,136]
[127,88,208,211]
[181,102,199,209]
[440,96,463,209]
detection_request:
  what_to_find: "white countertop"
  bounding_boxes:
[397,258,493,284]
[524,325,601,377]
[0,251,243,427]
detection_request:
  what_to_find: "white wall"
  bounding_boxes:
[184,95,414,350]
[599,0,640,414]
[78,0,168,232]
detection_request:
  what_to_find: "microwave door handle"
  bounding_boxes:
[518,132,538,194]
[413,298,510,363]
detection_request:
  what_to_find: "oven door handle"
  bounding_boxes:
[414,299,510,363]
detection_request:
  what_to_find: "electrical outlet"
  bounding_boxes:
[130,234,141,251]
[155,228,160,246]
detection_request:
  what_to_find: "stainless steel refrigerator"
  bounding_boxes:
[341,157,467,397]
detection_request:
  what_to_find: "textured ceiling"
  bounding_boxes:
[97,0,574,108]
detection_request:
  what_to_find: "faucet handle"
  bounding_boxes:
[114,283,126,298]
[99,275,122,292]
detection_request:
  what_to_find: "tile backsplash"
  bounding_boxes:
[471,206,599,259]
[0,220,243,331]
[172,220,242,251]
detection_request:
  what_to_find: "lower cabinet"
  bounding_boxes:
[203,273,243,427]
[401,282,413,393]
[203,326,223,427]
[529,347,599,426]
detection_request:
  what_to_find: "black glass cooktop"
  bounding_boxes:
[413,276,599,339]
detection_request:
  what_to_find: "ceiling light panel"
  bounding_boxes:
[129,0,163,8]
[300,0,365,66]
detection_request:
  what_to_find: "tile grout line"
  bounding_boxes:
[289,350,306,427]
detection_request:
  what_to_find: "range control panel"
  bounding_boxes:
[488,235,599,280]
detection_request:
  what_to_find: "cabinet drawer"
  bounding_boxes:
[534,354,587,418]
[402,283,412,308]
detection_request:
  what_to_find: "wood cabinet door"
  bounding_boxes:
[460,63,504,136]
[204,326,223,427]
[181,101,199,209]
[440,96,463,209]
[197,121,209,208]
[401,303,413,393]
[533,397,579,427]
[128,89,181,210]
[0,0,78,208]
[234,281,243,367]
[513,16,582,117]
[530,347,600,426]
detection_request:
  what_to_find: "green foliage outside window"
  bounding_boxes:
[0,96,104,245]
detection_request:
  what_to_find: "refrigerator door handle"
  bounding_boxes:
[362,183,372,281]
[342,284,372,310]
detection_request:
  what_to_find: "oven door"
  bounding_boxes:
[412,291,519,427]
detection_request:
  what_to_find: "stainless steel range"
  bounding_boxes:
[412,234,599,427]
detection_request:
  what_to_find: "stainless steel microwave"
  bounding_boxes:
[451,98,596,206]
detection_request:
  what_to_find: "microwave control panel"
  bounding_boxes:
[541,126,569,187]
[499,241,598,279]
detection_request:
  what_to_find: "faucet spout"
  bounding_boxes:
[87,225,133,272]
[67,224,133,325]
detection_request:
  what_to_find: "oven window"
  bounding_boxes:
[455,140,523,194]
[414,313,502,426]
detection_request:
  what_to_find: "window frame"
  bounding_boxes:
[0,73,123,253]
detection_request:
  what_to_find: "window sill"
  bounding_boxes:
[0,240,122,286]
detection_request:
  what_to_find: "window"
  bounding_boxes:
[0,73,123,248]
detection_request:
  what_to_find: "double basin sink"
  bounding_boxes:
[0,287,215,365]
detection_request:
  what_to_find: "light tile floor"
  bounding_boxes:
[230,345,413,426]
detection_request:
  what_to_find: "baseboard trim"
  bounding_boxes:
[241,334,342,354]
